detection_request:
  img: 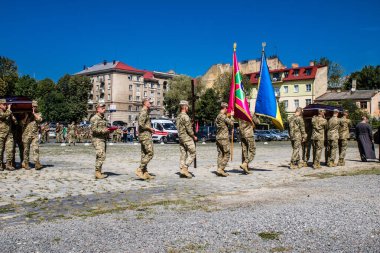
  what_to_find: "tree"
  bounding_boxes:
[14,75,38,98]
[314,57,344,88]
[0,56,18,96]
[344,65,380,90]
[163,75,205,118]
[195,88,220,125]
[324,100,368,125]
[213,72,252,102]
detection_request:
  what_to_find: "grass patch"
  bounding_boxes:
[270,246,292,252]
[258,231,282,240]
[25,212,39,219]
[0,205,15,214]
[305,167,380,179]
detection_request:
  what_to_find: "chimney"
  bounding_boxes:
[103,60,107,65]
[112,60,116,65]
[351,79,357,92]
[83,65,86,70]
[291,63,299,68]
[309,61,315,66]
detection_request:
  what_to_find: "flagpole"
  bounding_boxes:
[230,42,236,161]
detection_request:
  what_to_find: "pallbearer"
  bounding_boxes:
[288,107,307,169]
[327,109,339,167]
[215,102,234,177]
[338,110,351,166]
[136,98,155,180]
[176,100,197,178]
[311,109,327,169]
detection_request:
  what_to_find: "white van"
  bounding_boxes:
[151,119,179,143]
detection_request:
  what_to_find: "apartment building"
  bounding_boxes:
[75,60,175,125]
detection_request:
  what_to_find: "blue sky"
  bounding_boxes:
[1,0,379,81]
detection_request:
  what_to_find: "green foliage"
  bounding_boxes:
[14,75,38,98]
[213,72,252,102]
[344,65,380,90]
[323,100,368,125]
[314,57,344,88]
[195,88,220,124]
[163,75,205,118]
[0,56,18,96]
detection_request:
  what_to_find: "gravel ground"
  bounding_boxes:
[0,175,379,253]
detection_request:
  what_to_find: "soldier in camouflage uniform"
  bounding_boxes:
[40,122,49,143]
[22,100,43,170]
[311,109,327,169]
[55,123,62,143]
[327,109,340,167]
[90,103,110,179]
[338,110,351,166]
[302,118,312,165]
[176,100,197,178]
[0,99,16,171]
[288,107,307,169]
[136,98,155,180]
[67,121,77,146]
[215,102,234,177]
[12,113,24,168]
[238,113,260,174]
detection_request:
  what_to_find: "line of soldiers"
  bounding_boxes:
[54,123,92,144]
[0,99,42,171]
[289,107,351,169]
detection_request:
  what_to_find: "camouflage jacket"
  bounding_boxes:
[288,115,307,141]
[327,115,339,140]
[23,112,42,136]
[90,113,109,139]
[68,123,76,134]
[311,115,327,140]
[215,113,234,140]
[339,117,352,140]
[0,109,13,136]
[239,114,260,139]
[176,112,194,143]
[138,107,152,140]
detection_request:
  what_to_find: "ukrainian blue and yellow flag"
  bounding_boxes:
[255,48,284,130]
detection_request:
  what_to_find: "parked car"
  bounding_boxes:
[269,129,289,141]
[255,130,272,141]
[197,126,216,142]
[112,120,127,127]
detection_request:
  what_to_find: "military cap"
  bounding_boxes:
[318,109,325,113]
[333,109,339,113]
[95,102,106,108]
[343,110,349,114]
[0,98,6,104]
[179,100,189,106]
[221,102,228,108]
[295,107,303,112]
[32,100,38,107]
[142,97,153,105]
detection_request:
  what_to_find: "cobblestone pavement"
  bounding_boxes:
[0,141,379,252]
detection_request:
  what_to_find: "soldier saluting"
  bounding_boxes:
[136,98,155,180]
[311,109,327,169]
[176,100,197,178]
[90,103,110,179]
[288,107,307,169]
[215,102,234,177]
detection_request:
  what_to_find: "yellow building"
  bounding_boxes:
[247,63,328,116]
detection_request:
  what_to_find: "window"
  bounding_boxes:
[306,99,312,106]
[129,85,133,91]
[294,99,299,108]
[150,91,154,97]
[136,84,140,91]
[283,100,288,109]
[144,91,147,97]
[283,86,289,93]
[284,71,289,78]
[108,84,111,90]
[360,101,367,109]
[96,95,99,101]
[136,106,139,111]
[274,87,280,96]
[293,69,299,76]
[294,85,299,93]
[128,75,132,80]
[136,96,140,101]
[144,82,148,88]
[306,84,312,92]
[151,83,154,89]
[128,115,132,121]
[305,69,312,75]
[133,76,137,81]
[157,101,161,106]
[157,83,160,89]
[163,81,168,90]
[107,94,111,101]
[129,105,132,111]
[129,95,132,101]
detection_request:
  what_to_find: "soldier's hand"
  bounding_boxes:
[150,127,155,133]
[7,104,11,110]
[231,110,234,116]
[194,136,198,141]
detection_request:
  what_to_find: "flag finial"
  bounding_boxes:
[233,42,237,51]
[262,42,266,52]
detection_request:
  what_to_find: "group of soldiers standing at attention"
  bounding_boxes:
[0,99,42,171]
[289,107,351,170]
[52,122,92,144]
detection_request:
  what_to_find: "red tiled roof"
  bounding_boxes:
[115,62,144,73]
[248,65,325,84]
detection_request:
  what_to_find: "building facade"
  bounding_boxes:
[247,63,328,115]
[75,60,175,125]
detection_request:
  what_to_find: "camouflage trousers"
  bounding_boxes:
[328,139,338,163]
[216,138,230,170]
[56,133,62,143]
[312,139,324,165]
[302,139,312,162]
[139,138,154,169]
[68,133,76,144]
[0,133,14,163]
[241,137,256,165]
[23,134,39,163]
[13,129,24,165]
[291,139,303,164]
[92,138,106,172]
[338,139,348,160]
[179,140,196,169]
